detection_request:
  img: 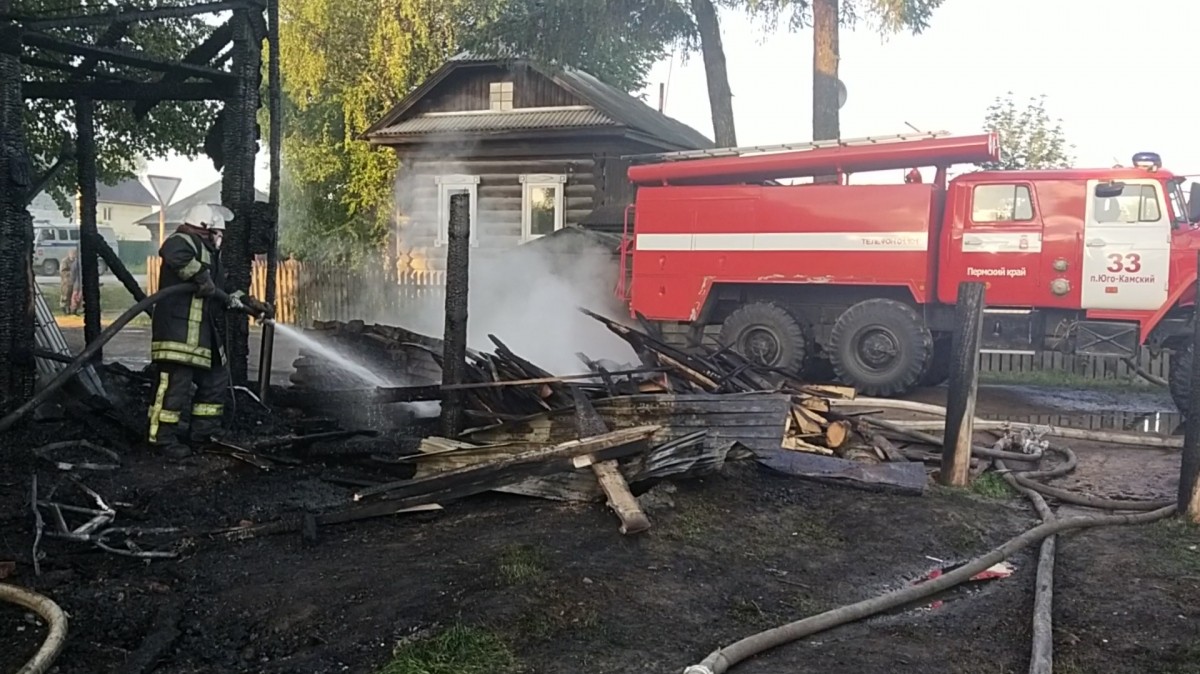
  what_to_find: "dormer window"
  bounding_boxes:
[489,81,513,111]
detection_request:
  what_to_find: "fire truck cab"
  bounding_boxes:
[620,132,1200,412]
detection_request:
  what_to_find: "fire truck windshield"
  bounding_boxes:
[1168,178,1191,226]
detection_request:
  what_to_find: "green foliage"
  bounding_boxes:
[278,0,462,263]
[375,625,518,674]
[980,92,1074,171]
[738,0,945,34]
[15,0,218,211]
[458,0,698,92]
[278,0,700,263]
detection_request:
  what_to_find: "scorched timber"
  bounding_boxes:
[464,393,793,456]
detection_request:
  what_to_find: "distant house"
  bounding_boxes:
[82,178,159,240]
[136,179,268,247]
[364,53,713,272]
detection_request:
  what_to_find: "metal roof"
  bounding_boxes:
[373,107,619,136]
[97,178,157,206]
[366,56,714,151]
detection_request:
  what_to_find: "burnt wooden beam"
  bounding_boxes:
[24,32,235,82]
[941,281,985,487]
[76,96,102,358]
[20,55,136,82]
[219,9,261,385]
[1181,250,1200,521]
[440,192,471,437]
[132,20,234,119]
[0,16,37,409]
[23,0,259,30]
[23,81,231,100]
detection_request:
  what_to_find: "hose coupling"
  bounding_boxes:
[683,666,715,674]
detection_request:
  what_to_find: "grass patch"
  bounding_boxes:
[786,512,845,548]
[979,369,1159,391]
[1146,518,1200,575]
[515,600,600,641]
[661,500,721,542]
[970,472,1017,499]
[497,544,545,585]
[377,625,518,674]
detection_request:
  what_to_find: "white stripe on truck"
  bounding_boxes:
[635,231,929,252]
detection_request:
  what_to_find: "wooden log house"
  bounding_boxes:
[363,53,714,273]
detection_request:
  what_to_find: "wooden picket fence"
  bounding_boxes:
[146,255,1170,383]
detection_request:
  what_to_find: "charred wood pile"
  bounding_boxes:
[254,309,927,539]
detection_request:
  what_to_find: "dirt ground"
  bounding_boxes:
[2,350,1199,673]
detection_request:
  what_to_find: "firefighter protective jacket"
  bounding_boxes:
[151,226,242,369]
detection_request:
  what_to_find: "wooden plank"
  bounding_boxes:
[353,425,661,502]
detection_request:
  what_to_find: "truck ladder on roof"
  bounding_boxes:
[623,131,956,163]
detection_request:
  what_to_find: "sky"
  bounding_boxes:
[147,0,1200,201]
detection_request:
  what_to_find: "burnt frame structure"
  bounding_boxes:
[0,0,282,412]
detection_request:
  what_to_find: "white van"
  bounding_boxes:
[33,222,119,276]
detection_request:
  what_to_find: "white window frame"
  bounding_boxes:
[520,174,566,242]
[434,174,480,247]
[489,81,514,111]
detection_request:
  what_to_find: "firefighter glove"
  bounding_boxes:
[226,292,245,312]
[194,270,216,298]
[244,296,269,317]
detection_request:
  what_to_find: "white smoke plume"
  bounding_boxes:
[382,149,640,376]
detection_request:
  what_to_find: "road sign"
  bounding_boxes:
[146,175,181,206]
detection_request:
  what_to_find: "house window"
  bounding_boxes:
[971,184,1034,222]
[435,174,479,247]
[101,207,112,222]
[520,174,566,241]
[489,82,513,111]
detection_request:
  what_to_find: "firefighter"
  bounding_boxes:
[147,203,268,459]
[59,248,77,314]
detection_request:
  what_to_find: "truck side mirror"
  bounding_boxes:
[1094,181,1126,198]
[1189,182,1200,223]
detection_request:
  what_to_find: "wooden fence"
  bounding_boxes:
[145,255,1171,383]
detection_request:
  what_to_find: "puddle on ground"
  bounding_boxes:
[979,409,1183,437]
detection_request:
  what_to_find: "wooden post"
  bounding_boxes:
[76,96,101,361]
[440,193,470,438]
[0,15,38,409]
[940,281,986,487]
[1180,250,1200,520]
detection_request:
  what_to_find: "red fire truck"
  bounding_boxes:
[618,132,1200,412]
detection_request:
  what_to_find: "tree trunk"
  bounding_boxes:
[812,0,839,184]
[691,0,736,147]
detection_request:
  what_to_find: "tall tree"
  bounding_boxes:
[278,0,462,263]
[14,0,218,211]
[742,0,945,143]
[980,92,1073,171]
[458,0,697,93]
[690,0,736,145]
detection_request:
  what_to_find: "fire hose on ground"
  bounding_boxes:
[0,582,68,674]
[681,397,1180,674]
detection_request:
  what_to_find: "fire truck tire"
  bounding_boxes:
[719,302,807,374]
[918,335,953,387]
[829,299,933,397]
[1169,343,1191,415]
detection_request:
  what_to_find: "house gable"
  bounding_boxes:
[365,55,713,152]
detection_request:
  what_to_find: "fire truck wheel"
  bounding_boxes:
[918,335,953,387]
[829,299,933,397]
[1169,343,1192,415]
[718,302,807,373]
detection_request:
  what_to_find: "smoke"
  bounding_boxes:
[385,150,641,376]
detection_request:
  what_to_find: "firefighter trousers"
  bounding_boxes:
[147,361,229,447]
